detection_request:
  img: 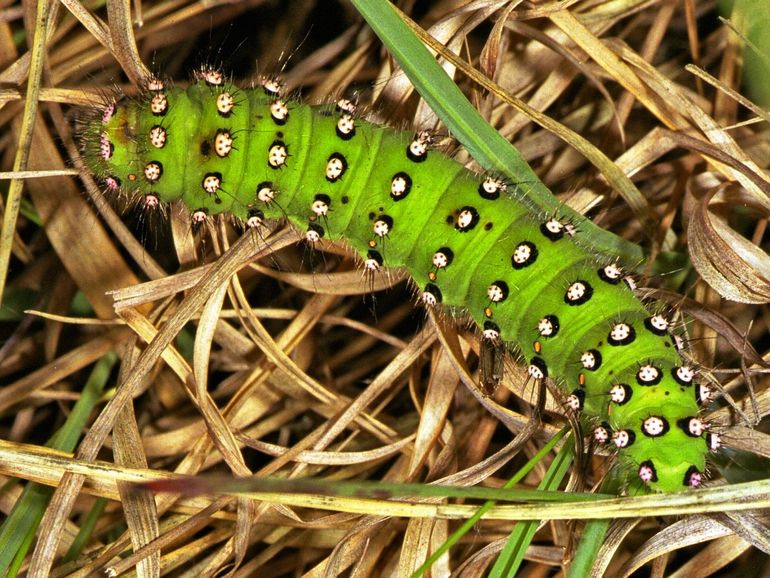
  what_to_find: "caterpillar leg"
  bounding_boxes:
[480,323,504,394]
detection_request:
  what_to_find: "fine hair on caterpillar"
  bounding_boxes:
[80,62,730,495]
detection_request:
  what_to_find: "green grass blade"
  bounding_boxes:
[489,436,576,577]
[3,483,53,576]
[352,0,537,185]
[349,0,645,265]
[568,518,611,578]
[63,498,109,564]
[411,427,571,577]
[0,353,117,575]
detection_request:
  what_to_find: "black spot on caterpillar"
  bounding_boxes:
[82,67,720,493]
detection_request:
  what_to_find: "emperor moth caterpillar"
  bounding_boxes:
[82,67,720,494]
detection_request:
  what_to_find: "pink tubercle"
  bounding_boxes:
[259,75,283,96]
[144,194,160,208]
[102,103,116,124]
[191,210,208,224]
[638,464,655,483]
[197,67,223,86]
[104,177,119,191]
[147,77,165,91]
[99,133,112,160]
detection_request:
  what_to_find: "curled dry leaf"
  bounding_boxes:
[616,515,744,577]
[688,173,770,304]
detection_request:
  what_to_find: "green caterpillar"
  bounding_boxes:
[83,67,720,494]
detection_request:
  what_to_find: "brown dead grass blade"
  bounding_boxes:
[0,0,768,576]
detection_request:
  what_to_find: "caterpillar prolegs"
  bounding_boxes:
[83,68,720,494]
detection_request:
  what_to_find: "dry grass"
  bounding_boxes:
[0,0,769,576]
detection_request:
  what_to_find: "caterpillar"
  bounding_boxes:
[82,66,720,494]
